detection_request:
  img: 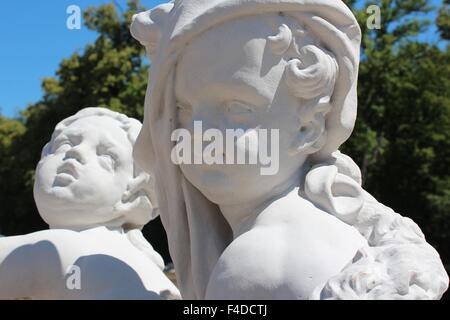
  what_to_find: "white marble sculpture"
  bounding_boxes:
[130,0,449,300]
[0,108,181,300]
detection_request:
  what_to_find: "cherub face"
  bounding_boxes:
[175,14,314,206]
[34,116,134,228]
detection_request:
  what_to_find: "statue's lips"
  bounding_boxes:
[54,161,80,186]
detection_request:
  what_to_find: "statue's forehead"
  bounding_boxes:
[54,116,130,148]
[177,13,295,58]
[175,14,293,103]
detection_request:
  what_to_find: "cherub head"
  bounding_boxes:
[34,108,157,231]
[173,13,341,205]
[131,0,360,204]
[130,0,362,298]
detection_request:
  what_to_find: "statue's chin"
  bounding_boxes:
[180,168,277,207]
[194,183,263,207]
[38,208,114,231]
[34,187,96,229]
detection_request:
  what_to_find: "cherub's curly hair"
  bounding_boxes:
[49,107,141,157]
[304,152,449,299]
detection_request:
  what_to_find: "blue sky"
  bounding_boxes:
[0,0,161,118]
[0,0,445,118]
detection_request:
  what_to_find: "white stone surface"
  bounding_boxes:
[131,0,449,300]
[0,108,181,300]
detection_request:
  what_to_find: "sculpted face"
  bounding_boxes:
[175,14,317,206]
[34,116,134,228]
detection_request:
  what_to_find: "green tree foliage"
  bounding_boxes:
[0,1,448,275]
[0,117,27,233]
[437,0,450,40]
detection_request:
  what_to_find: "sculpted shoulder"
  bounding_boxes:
[0,229,95,270]
[0,228,176,300]
[206,190,367,300]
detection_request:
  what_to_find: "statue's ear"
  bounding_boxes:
[130,3,174,60]
[289,111,327,156]
[115,171,158,227]
[284,43,338,156]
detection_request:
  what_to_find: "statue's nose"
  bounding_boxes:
[64,146,86,165]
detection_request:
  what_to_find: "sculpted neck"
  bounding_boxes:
[219,171,304,238]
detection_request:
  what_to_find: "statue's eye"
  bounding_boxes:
[226,100,254,115]
[176,102,192,126]
[176,102,192,113]
[227,101,253,114]
[98,154,115,171]
[97,145,117,171]
[53,140,72,153]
